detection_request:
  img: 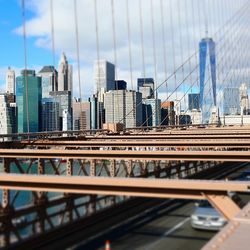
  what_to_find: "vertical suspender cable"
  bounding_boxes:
[126,0,133,91]
[150,0,158,126]
[111,0,118,82]
[94,0,102,128]
[139,0,146,82]
[169,0,177,103]
[160,0,168,98]
[49,0,58,131]
[73,0,83,130]
[21,0,30,135]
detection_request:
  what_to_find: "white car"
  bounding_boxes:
[191,200,227,231]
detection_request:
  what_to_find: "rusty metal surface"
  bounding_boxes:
[202,202,250,250]
[0,174,249,195]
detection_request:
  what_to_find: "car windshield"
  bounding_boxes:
[198,200,212,208]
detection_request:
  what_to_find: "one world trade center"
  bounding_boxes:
[199,38,216,123]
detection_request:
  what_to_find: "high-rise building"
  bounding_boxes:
[137,78,154,99]
[62,109,72,131]
[104,90,126,125]
[178,113,192,125]
[104,90,142,128]
[58,53,72,92]
[115,80,127,90]
[161,101,175,125]
[125,91,143,128]
[239,83,249,114]
[143,99,161,127]
[0,94,14,135]
[188,93,200,110]
[186,109,202,125]
[38,66,58,98]
[16,70,42,133]
[94,60,115,94]
[199,38,216,122]
[90,95,98,130]
[49,91,72,130]
[5,67,15,95]
[223,87,240,115]
[41,98,60,131]
[72,98,90,130]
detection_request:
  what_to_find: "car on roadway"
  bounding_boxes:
[238,170,250,181]
[190,200,227,231]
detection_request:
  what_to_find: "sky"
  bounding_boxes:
[0,0,250,109]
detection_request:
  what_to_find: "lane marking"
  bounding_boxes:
[145,217,190,250]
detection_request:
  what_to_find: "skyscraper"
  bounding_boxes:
[188,93,200,110]
[38,66,58,98]
[5,67,15,95]
[104,90,142,128]
[143,99,161,127]
[72,99,90,130]
[0,94,14,135]
[94,60,115,94]
[41,98,60,131]
[161,101,175,125]
[58,53,72,92]
[16,70,42,133]
[137,78,154,99]
[49,90,72,130]
[239,83,249,114]
[199,38,216,122]
[223,87,240,115]
[90,95,98,130]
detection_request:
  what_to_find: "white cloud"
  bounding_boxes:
[12,0,250,105]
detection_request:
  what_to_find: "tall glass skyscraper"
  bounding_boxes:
[16,70,42,133]
[37,66,58,98]
[94,60,115,94]
[199,38,216,122]
[41,98,60,131]
[223,87,240,115]
[188,93,200,110]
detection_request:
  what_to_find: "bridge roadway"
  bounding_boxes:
[94,201,215,250]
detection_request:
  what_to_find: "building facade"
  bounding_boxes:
[16,70,42,133]
[41,98,60,131]
[239,83,249,115]
[223,87,240,115]
[104,90,142,128]
[137,78,154,99]
[58,53,72,92]
[199,38,216,122]
[5,67,15,95]
[49,91,72,130]
[73,99,90,130]
[161,101,175,125]
[0,94,14,135]
[94,60,115,94]
[143,99,161,127]
[38,66,58,98]
[188,93,200,111]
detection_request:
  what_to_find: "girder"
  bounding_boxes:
[0,148,249,162]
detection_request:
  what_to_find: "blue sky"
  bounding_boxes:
[0,0,59,88]
[0,0,248,104]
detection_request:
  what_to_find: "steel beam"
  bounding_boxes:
[16,140,250,148]
[0,174,249,197]
[0,149,249,162]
